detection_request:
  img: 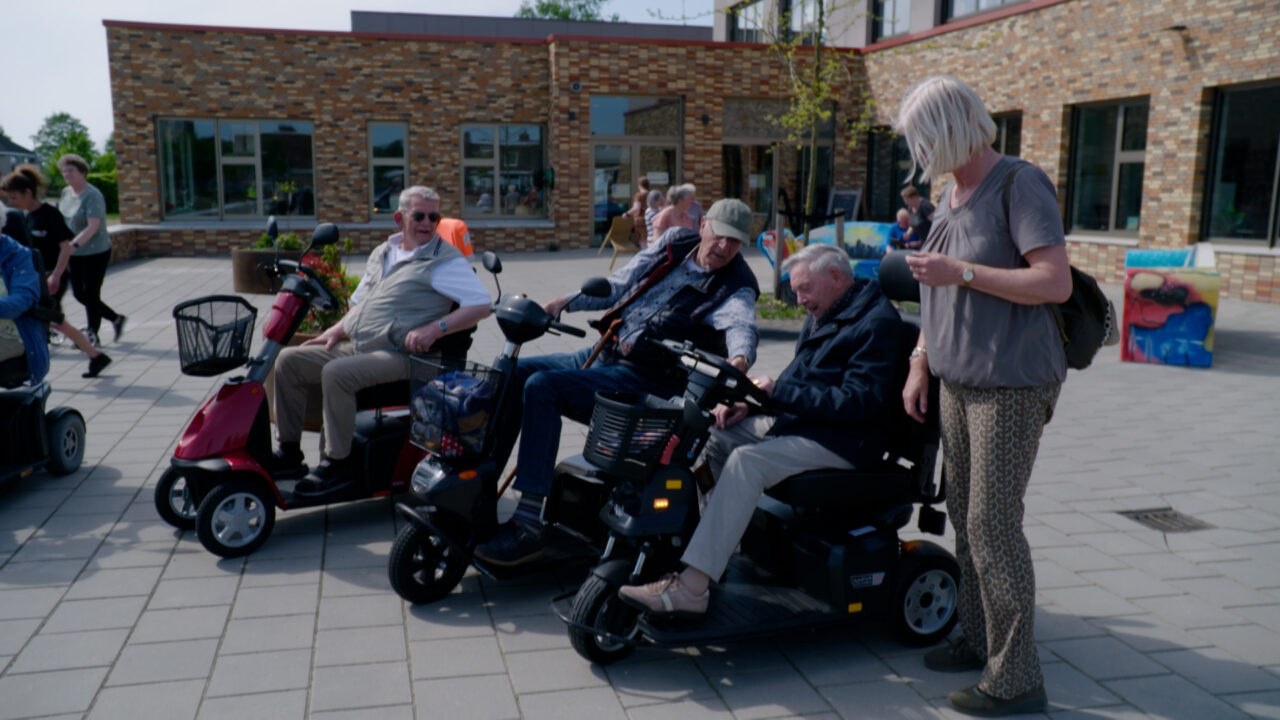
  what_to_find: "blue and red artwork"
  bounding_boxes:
[1121,268,1219,367]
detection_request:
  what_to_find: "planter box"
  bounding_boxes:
[231,248,304,294]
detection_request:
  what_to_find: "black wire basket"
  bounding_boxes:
[409,357,503,459]
[172,295,258,377]
[583,391,682,481]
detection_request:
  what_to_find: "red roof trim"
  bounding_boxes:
[102,19,549,45]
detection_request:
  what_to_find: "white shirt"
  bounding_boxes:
[350,232,489,308]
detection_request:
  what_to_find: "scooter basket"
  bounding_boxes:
[172,295,258,377]
[583,392,682,481]
[409,357,502,459]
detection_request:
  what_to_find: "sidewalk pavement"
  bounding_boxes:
[0,247,1277,720]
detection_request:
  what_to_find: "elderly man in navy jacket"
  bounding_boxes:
[619,242,910,615]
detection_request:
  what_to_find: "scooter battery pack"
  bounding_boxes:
[0,392,45,465]
[546,466,610,539]
[791,530,896,611]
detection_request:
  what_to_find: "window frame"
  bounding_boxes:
[156,117,316,221]
[942,0,1028,23]
[991,111,1022,157]
[368,122,408,219]
[870,0,912,43]
[1201,82,1280,247]
[459,123,548,220]
[729,0,768,43]
[1066,99,1149,236]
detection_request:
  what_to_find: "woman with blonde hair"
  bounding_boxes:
[898,75,1071,717]
[2,165,112,377]
[58,153,126,346]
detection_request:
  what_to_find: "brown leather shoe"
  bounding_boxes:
[948,685,1047,717]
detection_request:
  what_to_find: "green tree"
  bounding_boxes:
[33,112,98,193]
[515,0,619,21]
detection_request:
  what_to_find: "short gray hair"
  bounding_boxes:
[399,185,440,209]
[782,243,852,279]
[668,185,693,203]
[893,74,997,184]
[647,189,665,207]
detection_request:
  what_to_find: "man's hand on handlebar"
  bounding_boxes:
[404,323,443,354]
[711,402,749,429]
[749,374,775,396]
[542,295,571,318]
[729,355,749,374]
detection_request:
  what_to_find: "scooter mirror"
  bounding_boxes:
[266,216,279,241]
[580,277,611,298]
[482,251,502,274]
[310,223,340,248]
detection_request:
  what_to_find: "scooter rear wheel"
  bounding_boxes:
[155,468,197,530]
[196,478,276,558]
[893,553,960,646]
[388,517,470,605]
[568,573,639,665]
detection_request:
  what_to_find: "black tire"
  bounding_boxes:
[568,573,639,665]
[45,412,85,476]
[196,478,276,558]
[893,552,961,647]
[388,516,470,605]
[154,468,197,530]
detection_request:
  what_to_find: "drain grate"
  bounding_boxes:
[1118,508,1214,533]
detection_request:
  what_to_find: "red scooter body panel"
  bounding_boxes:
[390,434,427,492]
[263,292,305,343]
[175,381,268,460]
[223,450,287,507]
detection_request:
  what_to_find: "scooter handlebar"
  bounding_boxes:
[549,320,587,338]
[275,259,338,311]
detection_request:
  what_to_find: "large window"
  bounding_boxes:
[871,0,911,42]
[943,0,1027,22]
[461,125,546,218]
[1203,83,1280,246]
[1068,100,1148,234]
[866,129,930,223]
[992,112,1022,156]
[729,0,767,43]
[787,0,824,45]
[157,118,314,219]
[370,123,407,217]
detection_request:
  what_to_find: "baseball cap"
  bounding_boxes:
[704,199,753,243]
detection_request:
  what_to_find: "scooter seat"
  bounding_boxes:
[354,380,411,410]
[765,465,915,509]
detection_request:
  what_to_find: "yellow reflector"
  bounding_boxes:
[902,540,921,552]
[665,479,682,490]
[459,470,478,480]
[847,603,863,613]
[251,386,260,395]
[653,497,670,510]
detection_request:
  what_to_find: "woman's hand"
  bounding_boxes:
[47,275,60,295]
[904,252,964,287]
[903,361,930,423]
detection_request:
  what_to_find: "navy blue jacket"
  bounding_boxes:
[769,278,911,468]
[0,234,49,384]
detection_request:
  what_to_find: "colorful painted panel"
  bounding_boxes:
[1121,268,1219,367]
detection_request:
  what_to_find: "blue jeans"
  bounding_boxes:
[493,347,672,497]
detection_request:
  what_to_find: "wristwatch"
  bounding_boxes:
[437,319,448,333]
[961,263,975,287]
[910,346,927,360]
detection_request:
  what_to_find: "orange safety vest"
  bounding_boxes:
[436,218,473,257]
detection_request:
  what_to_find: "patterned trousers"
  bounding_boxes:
[939,380,1060,699]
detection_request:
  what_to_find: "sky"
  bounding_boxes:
[2,0,712,154]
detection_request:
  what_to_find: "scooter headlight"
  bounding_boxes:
[410,457,449,496]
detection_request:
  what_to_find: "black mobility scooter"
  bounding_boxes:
[556,251,959,664]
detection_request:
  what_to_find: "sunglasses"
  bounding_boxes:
[411,211,442,224]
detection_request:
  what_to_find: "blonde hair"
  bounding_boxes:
[894,75,996,184]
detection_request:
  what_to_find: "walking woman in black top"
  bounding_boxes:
[2,165,112,377]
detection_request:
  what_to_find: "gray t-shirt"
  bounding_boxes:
[920,157,1066,388]
[59,184,113,256]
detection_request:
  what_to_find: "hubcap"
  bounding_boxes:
[211,492,267,548]
[169,477,196,520]
[903,568,957,635]
[60,425,80,461]
[411,534,455,585]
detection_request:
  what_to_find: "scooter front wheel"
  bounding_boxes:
[568,573,639,665]
[155,468,197,530]
[388,516,470,605]
[196,479,276,558]
[893,553,960,646]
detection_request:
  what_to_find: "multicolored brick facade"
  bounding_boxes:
[105,0,1279,301]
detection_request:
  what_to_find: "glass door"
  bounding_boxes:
[593,145,632,242]
[723,144,774,239]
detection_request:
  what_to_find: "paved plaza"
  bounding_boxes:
[0,246,1278,719]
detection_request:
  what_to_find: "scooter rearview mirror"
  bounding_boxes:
[266,216,279,241]
[482,251,502,274]
[311,223,340,249]
[580,277,611,298]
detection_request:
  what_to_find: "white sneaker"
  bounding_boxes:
[618,573,709,616]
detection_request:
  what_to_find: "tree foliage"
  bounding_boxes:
[515,0,619,21]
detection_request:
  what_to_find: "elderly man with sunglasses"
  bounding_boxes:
[269,185,491,496]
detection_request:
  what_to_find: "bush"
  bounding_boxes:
[251,232,304,250]
[87,171,118,214]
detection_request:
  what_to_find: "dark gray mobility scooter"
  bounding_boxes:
[554,250,959,664]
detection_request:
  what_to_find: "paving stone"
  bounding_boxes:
[1118,551,1218,581]
[1040,586,1144,618]
[161,548,243,580]
[604,656,718,707]
[207,648,313,696]
[106,637,218,685]
[404,593,495,641]
[64,565,164,600]
[1133,594,1250,630]
[481,576,567,620]
[220,613,315,654]
[0,667,109,719]
[310,661,413,712]
[712,665,833,719]
[493,609,573,653]
[0,557,86,587]
[321,541,392,569]
[1190,623,1280,667]
[1103,674,1251,719]
[238,556,323,588]
[196,689,307,720]
[315,624,407,666]
[1225,690,1280,720]
[1077,567,1180,600]
[1037,545,1128,573]
[504,646,609,694]
[1042,636,1169,681]
[1151,646,1280,694]
[315,706,414,720]
[232,582,320,618]
[149,575,241,609]
[317,593,406,630]
[516,686,627,720]
[87,678,204,720]
[409,633,507,680]
[1040,660,1124,711]
[87,539,178,569]
[690,640,794,676]
[1087,615,1212,653]
[321,564,393,597]
[412,674,520,720]
[781,635,896,687]
[131,604,231,643]
[623,698,735,720]
[819,680,944,719]
[44,595,147,633]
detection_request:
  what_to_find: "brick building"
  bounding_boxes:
[106,0,1280,301]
